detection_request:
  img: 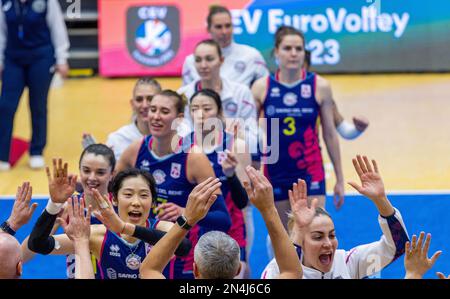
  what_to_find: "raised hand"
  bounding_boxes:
[92,189,125,234]
[353,116,369,132]
[7,182,38,231]
[348,155,386,202]
[57,195,92,242]
[404,232,442,279]
[46,158,77,204]
[155,202,185,222]
[82,133,97,149]
[288,179,319,229]
[243,166,274,213]
[221,149,239,178]
[184,177,221,226]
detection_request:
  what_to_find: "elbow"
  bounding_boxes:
[27,235,54,255]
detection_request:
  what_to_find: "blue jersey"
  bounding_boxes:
[97,219,158,279]
[262,70,325,200]
[192,131,247,255]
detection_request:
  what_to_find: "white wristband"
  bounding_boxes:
[336,120,362,140]
[46,199,63,215]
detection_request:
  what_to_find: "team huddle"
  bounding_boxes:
[1,5,448,280]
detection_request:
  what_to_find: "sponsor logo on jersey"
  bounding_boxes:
[301,84,312,98]
[127,6,180,67]
[170,163,181,179]
[109,244,121,257]
[125,253,142,270]
[140,159,150,171]
[224,101,238,117]
[234,61,247,73]
[152,169,166,184]
[265,105,276,116]
[310,181,320,190]
[217,152,227,165]
[283,92,298,106]
[270,87,280,97]
[107,268,117,279]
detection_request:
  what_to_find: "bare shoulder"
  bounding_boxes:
[315,74,333,104]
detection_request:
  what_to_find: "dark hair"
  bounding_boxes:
[190,88,223,115]
[195,39,222,58]
[156,90,186,114]
[110,168,157,201]
[274,25,305,49]
[79,144,115,172]
[133,77,162,96]
[206,5,231,30]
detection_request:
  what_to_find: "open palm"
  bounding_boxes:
[288,179,318,228]
[46,158,77,204]
[348,155,386,202]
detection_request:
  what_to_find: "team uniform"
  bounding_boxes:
[0,0,69,163]
[261,70,326,200]
[177,77,258,154]
[182,42,269,87]
[97,218,158,279]
[135,135,231,279]
[106,121,143,161]
[261,208,409,279]
[190,131,247,261]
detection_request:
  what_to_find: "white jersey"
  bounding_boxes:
[182,42,269,87]
[261,208,409,279]
[177,77,258,150]
[106,122,143,161]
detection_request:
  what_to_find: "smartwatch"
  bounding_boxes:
[176,215,192,231]
[1,221,16,236]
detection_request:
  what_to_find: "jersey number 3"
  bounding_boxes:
[283,117,296,136]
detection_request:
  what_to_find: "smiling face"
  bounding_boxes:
[301,215,338,273]
[79,153,113,198]
[208,12,233,48]
[275,34,305,71]
[194,43,223,82]
[131,84,160,125]
[115,176,153,226]
[148,94,182,138]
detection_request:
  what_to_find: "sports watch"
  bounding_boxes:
[1,221,16,236]
[176,215,192,230]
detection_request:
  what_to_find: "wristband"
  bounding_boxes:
[46,199,63,215]
[1,221,16,236]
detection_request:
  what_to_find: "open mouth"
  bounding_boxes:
[319,253,332,266]
[86,182,100,190]
[128,211,143,222]
[151,123,163,130]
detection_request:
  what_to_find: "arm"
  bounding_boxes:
[140,177,221,279]
[47,0,70,77]
[250,76,267,116]
[317,76,344,209]
[404,232,441,279]
[346,155,409,278]
[181,55,198,85]
[115,139,142,173]
[92,190,192,257]
[243,166,302,279]
[251,50,269,85]
[57,196,94,279]
[187,150,231,232]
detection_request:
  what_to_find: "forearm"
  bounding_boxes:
[197,194,231,231]
[74,240,94,279]
[122,224,192,257]
[261,207,302,278]
[28,207,59,254]
[141,225,188,277]
[374,197,395,218]
[323,131,344,182]
[226,174,249,209]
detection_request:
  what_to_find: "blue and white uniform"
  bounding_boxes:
[135,135,231,279]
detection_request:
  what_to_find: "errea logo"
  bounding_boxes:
[110,244,121,257]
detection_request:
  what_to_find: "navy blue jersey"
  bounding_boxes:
[262,70,325,200]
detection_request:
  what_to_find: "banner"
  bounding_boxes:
[98,0,450,76]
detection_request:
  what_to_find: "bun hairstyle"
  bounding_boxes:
[206,5,231,30]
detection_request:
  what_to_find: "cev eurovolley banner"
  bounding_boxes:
[98,0,450,77]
